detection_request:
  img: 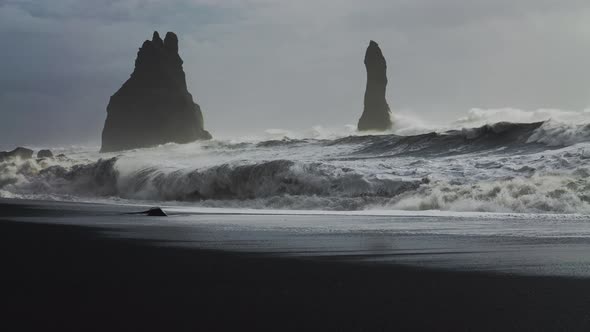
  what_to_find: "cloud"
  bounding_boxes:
[1,0,590,146]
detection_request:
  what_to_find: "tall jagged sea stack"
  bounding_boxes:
[357,41,392,131]
[101,31,211,152]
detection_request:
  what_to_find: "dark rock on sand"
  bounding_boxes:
[146,207,168,217]
[0,147,34,162]
[37,150,54,159]
[101,31,211,153]
[357,41,392,131]
[125,207,168,217]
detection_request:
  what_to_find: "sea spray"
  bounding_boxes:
[2,115,590,214]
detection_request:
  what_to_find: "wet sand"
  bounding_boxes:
[2,200,590,331]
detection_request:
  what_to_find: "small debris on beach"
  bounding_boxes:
[125,207,168,217]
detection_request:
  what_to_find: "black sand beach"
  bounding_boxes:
[2,202,590,331]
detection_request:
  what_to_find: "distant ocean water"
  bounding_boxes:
[2,108,590,214]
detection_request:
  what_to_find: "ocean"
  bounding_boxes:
[2,109,590,215]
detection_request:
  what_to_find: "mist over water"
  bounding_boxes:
[1,108,590,214]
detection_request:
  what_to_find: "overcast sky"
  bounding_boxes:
[1,0,590,146]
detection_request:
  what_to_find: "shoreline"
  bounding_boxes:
[2,214,590,330]
[3,197,590,277]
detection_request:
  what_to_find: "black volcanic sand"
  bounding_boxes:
[1,220,590,331]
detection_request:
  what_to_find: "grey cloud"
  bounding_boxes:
[2,0,242,24]
[1,0,590,146]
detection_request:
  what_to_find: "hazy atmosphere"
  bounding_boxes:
[4,2,590,330]
[1,0,590,146]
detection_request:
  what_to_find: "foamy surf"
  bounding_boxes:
[2,109,590,214]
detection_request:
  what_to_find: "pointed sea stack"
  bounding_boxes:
[357,41,392,131]
[101,31,211,152]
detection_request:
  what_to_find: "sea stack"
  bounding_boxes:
[357,40,392,131]
[100,31,211,152]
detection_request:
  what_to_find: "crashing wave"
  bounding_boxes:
[117,160,422,202]
[385,171,590,214]
[527,120,590,147]
[0,157,118,198]
[1,118,590,213]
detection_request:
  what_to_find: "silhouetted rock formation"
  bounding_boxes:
[0,147,34,162]
[101,31,211,152]
[37,150,53,159]
[357,41,392,131]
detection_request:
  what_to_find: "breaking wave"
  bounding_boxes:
[2,109,590,214]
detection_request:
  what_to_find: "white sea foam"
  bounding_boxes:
[453,108,590,128]
[2,108,590,214]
